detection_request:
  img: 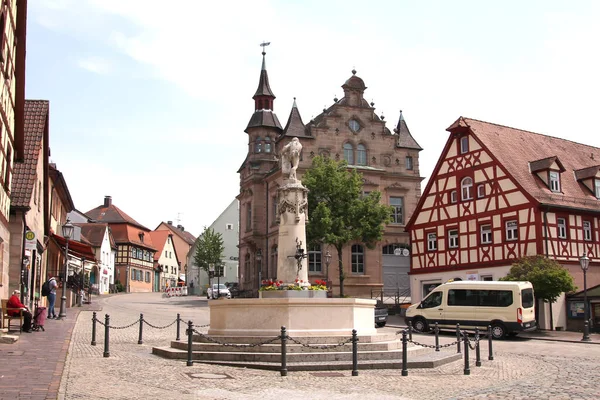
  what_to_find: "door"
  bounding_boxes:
[382,253,410,300]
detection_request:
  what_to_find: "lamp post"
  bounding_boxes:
[580,253,591,342]
[58,219,74,319]
[324,250,332,282]
[256,249,262,292]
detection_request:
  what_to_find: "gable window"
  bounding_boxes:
[427,232,437,251]
[390,197,404,224]
[460,136,469,154]
[351,244,364,274]
[356,144,367,165]
[477,184,486,198]
[583,221,592,241]
[549,171,560,192]
[595,180,600,199]
[557,217,567,239]
[461,177,473,200]
[343,143,354,164]
[349,119,360,133]
[480,224,492,244]
[450,190,457,203]
[406,156,413,170]
[448,229,459,249]
[264,137,272,153]
[226,223,233,230]
[308,244,322,273]
[506,220,518,241]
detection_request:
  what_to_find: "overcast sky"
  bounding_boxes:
[27,0,600,236]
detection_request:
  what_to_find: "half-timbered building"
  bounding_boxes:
[406,117,600,330]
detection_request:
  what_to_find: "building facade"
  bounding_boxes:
[77,223,116,295]
[237,52,423,297]
[155,221,196,284]
[149,230,179,291]
[406,117,600,330]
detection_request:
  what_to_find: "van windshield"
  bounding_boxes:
[521,288,534,308]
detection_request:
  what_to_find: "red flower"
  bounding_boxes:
[279,280,283,284]
[295,278,299,283]
[262,280,266,284]
[300,280,304,283]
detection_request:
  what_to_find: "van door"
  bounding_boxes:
[520,287,535,325]
[418,290,444,325]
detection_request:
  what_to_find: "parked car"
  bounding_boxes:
[207,284,231,299]
[375,304,388,328]
[225,282,240,298]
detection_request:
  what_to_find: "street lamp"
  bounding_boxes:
[580,253,591,342]
[58,219,74,319]
[256,249,262,292]
[324,250,332,281]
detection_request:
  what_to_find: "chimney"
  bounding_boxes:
[177,224,183,231]
[104,196,112,207]
[168,221,173,225]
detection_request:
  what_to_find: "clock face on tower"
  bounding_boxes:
[349,119,360,133]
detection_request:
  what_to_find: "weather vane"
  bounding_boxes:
[260,41,271,54]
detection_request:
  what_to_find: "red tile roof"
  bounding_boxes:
[11,100,49,208]
[155,221,196,245]
[148,230,172,261]
[109,224,157,250]
[457,117,600,211]
[76,223,116,249]
[85,202,149,230]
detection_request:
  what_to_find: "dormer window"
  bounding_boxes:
[461,177,473,200]
[595,179,600,199]
[460,136,469,154]
[549,171,560,192]
[139,233,144,243]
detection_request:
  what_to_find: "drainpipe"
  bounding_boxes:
[265,180,269,280]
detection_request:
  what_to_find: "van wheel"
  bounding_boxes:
[490,323,506,339]
[412,317,428,333]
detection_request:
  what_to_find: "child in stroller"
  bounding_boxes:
[32,301,47,332]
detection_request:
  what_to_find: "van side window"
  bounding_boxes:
[449,289,513,307]
[521,289,534,308]
[421,292,442,309]
[448,289,478,306]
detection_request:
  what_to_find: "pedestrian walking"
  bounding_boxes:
[43,275,58,319]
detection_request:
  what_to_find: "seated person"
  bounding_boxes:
[7,290,32,332]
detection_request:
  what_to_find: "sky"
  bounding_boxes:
[27,0,600,237]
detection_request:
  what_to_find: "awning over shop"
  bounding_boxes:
[51,233,96,261]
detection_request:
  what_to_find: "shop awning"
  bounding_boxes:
[51,233,96,261]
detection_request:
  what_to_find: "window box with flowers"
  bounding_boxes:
[258,279,328,298]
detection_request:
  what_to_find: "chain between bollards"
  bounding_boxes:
[488,325,494,361]
[103,314,110,358]
[138,313,144,345]
[475,327,481,367]
[456,323,461,353]
[176,313,181,341]
[401,329,408,376]
[463,331,470,375]
[280,326,288,376]
[351,329,358,376]
[186,320,194,366]
[434,322,440,351]
[91,311,97,346]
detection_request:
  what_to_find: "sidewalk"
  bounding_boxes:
[386,314,600,344]
[0,302,101,400]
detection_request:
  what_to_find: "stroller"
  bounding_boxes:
[32,302,47,332]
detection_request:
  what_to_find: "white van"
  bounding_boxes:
[405,281,536,339]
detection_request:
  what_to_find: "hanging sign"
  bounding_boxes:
[25,230,36,251]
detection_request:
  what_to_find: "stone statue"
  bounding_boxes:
[281,137,302,181]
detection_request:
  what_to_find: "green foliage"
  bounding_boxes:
[302,156,393,296]
[115,280,125,292]
[500,255,576,303]
[193,227,225,275]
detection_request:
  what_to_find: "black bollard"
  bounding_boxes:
[401,329,408,376]
[280,326,288,377]
[176,313,181,341]
[488,325,494,361]
[434,322,440,352]
[103,314,110,358]
[456,323,461,353]
[186,320,194,366]
[408,321,413,342]
[91,311,97,346]
[463,332,470,375]
[138,313,144,345]
[475,327,481,367]
[352,329,358,376]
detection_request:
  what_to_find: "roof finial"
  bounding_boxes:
[352,67,357,75]
[260,41,270,70]
[293,97,297,108]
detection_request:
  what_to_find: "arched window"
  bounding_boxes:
[356,144,367,165]
[351,244,364,274]
[255,137,262,153]
[264,137,272,153]
[461,177,473,200]
[343,143,354,164]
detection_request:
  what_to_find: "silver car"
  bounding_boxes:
[207,283,231,299]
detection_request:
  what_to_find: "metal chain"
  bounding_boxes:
[287,336,353,349]
[406,338,460,349]
[143,319,178,330]
[191,329,281,348]
[94,317,140,330]
[463,332,480,350]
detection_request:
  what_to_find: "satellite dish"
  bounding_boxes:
[393,248,403,256]
[402,248,410,257]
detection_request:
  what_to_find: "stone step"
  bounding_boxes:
[191,333,399,345]
[0,334,19,344]
[152,345,428,363]
[170,339,402,353]
[152,348,461,371]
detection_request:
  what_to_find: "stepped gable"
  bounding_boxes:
[11,100,49,208]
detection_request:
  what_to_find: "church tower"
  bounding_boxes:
[237,47,282,292]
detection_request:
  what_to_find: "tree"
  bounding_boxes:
[500,255,576,329]
[302,156,392,297]
[193,227,225,281]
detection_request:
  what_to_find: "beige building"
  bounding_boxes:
[149,230,179,291]
[155,221,196,284]
[238,51,423,298]
[0,0,28,300]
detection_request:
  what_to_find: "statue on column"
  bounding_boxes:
[281,137,302,182]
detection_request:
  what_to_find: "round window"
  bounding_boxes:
[349,119,360,133]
